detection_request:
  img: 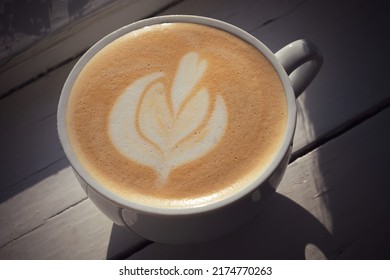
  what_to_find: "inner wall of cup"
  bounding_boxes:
[58,15,297,215]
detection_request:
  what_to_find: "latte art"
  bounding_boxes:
[109,52,228,184]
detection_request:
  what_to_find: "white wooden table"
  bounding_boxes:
[1,0,389,260]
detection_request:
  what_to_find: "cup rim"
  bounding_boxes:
[57,15,297,216]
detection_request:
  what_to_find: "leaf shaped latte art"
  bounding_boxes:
[109,52,228,185]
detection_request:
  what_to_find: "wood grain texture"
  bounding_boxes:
[128,108,390,260]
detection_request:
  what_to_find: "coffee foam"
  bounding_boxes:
[66,23,287,208]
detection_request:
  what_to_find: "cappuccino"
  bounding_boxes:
[66,23,287,208]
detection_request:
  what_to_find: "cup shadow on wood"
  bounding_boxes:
[294,0,390,259]
[106,192,336,260]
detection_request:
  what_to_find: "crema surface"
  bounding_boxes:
[66,23,287,208]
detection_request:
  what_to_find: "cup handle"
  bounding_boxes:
[275,39,323,97]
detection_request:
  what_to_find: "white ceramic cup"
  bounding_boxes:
[57,15,322,243]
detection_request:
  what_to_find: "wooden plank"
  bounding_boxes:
[0,60,74,191]
[0,197,146,260]
[128,108,390,259]
[0,112,63,191]
[0,0,113,64]
[0,160,84,249]
[158,0,303,30]
[0,0,178,97]
[0,60,75,134]
[0,157,146,259]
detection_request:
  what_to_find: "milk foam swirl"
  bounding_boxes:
[109,52,228,184]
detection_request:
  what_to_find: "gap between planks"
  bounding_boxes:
[0,197,88,251]
[290,96,390,163]
[247,0,307,33]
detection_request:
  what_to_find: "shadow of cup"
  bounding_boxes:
[107,192,337,260]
